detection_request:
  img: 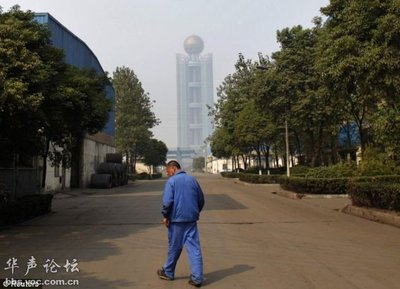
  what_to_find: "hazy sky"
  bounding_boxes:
[1,0,329,148]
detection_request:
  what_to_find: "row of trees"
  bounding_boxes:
[210,0,400,170]
[0,7,112,189]
[112,67,167,173]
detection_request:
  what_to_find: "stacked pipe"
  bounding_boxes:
[90,153,128,188]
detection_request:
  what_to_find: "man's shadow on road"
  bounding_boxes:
[204,264,255,285]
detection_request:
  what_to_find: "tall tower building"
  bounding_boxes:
[177,35,214,153]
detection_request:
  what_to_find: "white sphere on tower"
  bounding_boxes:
[184,35,204,55]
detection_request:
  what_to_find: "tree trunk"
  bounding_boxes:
[263,146,270,169]
[242,154,249,170]
[293,131,302,164]
[273,144,279,167]
[11,151,18,200]
[290,146,295,168]
[70,137,82,188]
[311,128,324,167]
[61,158,67,192]
[236,155,241,171]
[256,147,262,168]
[132,155,137,174]
[41,139,50,189]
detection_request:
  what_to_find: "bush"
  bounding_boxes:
[349,182,400,211]
[267,167,286,175]
[351,175,400,184]
[244,166,286,175]
[290,165,311,176]
[0,194,53,226]
[221,172,242,178]
[306,162,357,178]
[151,173,162,179]
[136,172,151,180]
[358,147,398,176]
[134,172,162,180]
[279,176,349,195]
[239,174,280,184]
[244,166,263,174]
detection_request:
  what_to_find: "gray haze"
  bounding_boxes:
[1,0,329,148]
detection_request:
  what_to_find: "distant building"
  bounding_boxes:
[176,35,214,153]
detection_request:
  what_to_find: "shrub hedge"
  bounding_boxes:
[134,172,163,180]
[136,172,152,180]
[349,182,400,211]
[279,176,349,195]
[351,175,400,183]
[244,166,286,175]
[151,173,162,179]
[220,172,242,178]
[290,165,311,176]
[220,169,400,211]
[239,174,280,184]
[0,194,53,226]
[305,162,357,178]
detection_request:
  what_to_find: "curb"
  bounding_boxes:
[272,190,302,199]
[342,205,400,228]
[273,190,349,200]
[231,178,400,228]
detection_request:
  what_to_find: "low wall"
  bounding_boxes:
[82,133,115,188]
[0,168,41,197]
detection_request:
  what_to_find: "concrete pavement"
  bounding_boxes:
[0,174,399,289]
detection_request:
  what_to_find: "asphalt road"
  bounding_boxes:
[0,173,399,289]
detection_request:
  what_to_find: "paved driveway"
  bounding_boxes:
[0,174,399,289]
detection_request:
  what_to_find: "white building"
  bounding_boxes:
[176,35,214,153]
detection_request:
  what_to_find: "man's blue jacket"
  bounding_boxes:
[162,171,205,223]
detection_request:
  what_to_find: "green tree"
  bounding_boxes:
[211,54,260,169]
[0,6,112,191]
[0,6,65,159]
[112,66,159,173]
[372,105,400,160]
[142,138,168,173]
[269,23,339,167]
[317,0,400,154]
[364,0,400,160]
[234,100,275,168]
[192,157,205,171]
[45,66,112,169]
[209,127,233,160]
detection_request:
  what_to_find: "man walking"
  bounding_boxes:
[157,160,205,287]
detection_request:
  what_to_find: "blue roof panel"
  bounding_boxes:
[34,13,115,136]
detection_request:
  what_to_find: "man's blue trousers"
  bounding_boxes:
[163,222,203,283]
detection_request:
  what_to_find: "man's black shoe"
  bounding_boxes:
[188,279,202,287]
[157,268,173,281]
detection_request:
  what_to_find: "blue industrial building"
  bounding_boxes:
[34,13,116,189]
[35,13,115,136]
